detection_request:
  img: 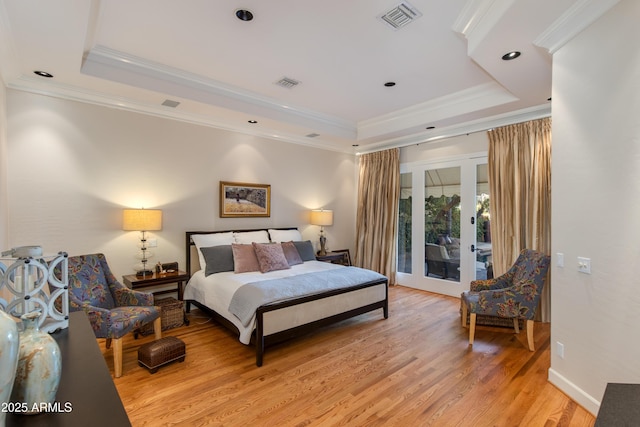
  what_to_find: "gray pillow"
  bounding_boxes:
[293,240,316,262]
[200,245,234,276]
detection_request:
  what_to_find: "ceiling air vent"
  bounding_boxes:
[161,99,180,108]
[275,77,300,89]
[378,2,423,30]
[306,133,320,138]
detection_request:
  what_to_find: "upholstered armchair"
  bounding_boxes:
[67,253,161,377]
[460,249,550,351]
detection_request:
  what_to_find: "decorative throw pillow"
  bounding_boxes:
[293,240,316,261]
[200,245,234,276]
[191,232,234,270]
[268,229,302,243]
[232,243,261,273]
[281,241,303,266]
[252,242,290,273]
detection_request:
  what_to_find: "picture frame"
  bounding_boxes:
[220,181,271,218]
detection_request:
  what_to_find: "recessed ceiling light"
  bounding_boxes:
[34,70,53,78]
[384,82,396,87]
[501,51,521,61]
[248,120,258,124]
[235,9,253,21]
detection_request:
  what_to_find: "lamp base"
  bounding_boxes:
[318,234,327,256]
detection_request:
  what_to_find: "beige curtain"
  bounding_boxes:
[354,148,400,285]
[488,117,551,321]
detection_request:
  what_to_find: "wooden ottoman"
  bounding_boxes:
[138,336,186,373]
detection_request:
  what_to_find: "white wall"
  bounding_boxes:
[550,0,640,414]
[0,77,7,248]
[5,90,357,279]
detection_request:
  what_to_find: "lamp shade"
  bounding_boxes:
[122,209,163,231]
[310,209,333,226]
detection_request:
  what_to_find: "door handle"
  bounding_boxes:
[471,244,475,253]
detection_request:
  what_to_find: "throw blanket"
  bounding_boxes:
[229,267,386,327]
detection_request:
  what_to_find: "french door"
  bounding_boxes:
[397,155,491,297]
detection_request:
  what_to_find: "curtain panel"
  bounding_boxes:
[354,148,400,285]
[488,117,552,321]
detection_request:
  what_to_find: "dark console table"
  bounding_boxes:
[7,311,131,426]
[595,383,640,426]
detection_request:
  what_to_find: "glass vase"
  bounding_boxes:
[0,310,19,426]
[10,311,61,414]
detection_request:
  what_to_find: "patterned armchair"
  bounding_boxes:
[460,249,550,351]
[67,253,161,377]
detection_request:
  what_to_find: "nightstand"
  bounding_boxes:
[316,249,352,266]
[123,270,190,301]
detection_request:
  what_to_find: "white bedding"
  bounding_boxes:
[184,260,346,344]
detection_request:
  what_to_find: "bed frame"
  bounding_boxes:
[185,229,389,366]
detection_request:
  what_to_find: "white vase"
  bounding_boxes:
[10,311,61,414]
[0,310,19,427]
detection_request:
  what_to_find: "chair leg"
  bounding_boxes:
[513,318,520,334]
[154,317,162,340]
[469,313,476,346]
[105,338,112,349]
[113,337,123,378]
[526,320,535,351]
[461,303,468,327]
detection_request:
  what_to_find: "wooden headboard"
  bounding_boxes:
[185,228,298,277]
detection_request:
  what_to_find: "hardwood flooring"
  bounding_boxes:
[103,286,595,427]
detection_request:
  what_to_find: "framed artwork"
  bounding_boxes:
[220,181,271,218]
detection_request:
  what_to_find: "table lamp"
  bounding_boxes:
[122,208,162,277]
[310,209,333,256]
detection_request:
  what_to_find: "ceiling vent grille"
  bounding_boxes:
[161,99,180,108]
[378,2,423,30]
[306,133,320,138]
[275,77,300,89]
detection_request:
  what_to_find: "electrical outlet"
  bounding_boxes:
[556,253,564,267]
[147,238,157,248]
[556,342,565,359]
[577,257,591,274]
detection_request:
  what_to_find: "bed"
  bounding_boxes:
[183,228,389,366]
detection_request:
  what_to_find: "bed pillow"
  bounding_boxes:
[192,232,234,270]
[293,240,316,261]
[252,242,290,273]
[268,229,302,243]
[232,243,261,273]
[233,230,270,244]
[281,241,303,266]
[200,245,234,276]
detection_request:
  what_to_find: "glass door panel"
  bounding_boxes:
[398,172,412,274]
[424,166,460,283]
[476,164,493,280]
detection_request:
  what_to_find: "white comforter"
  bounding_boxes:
[184,261,345,344]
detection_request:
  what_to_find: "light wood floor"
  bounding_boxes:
[102,286,596,427]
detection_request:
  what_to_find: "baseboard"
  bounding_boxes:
[548,368,601,416]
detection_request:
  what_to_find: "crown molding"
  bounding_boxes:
[534,0,621,54]
[357,81,518,141]
[358,103,551,154]
[452,0,516,54]
[81,45,356,140]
